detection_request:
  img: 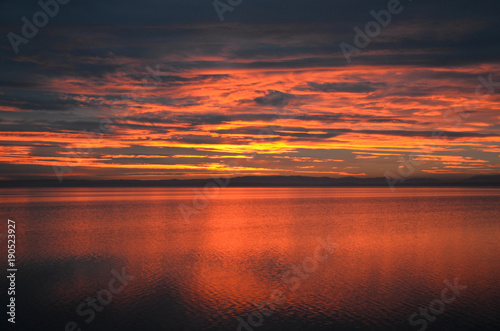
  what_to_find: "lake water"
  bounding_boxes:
[1,187,499,330]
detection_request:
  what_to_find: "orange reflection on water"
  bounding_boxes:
[2,187,500,328]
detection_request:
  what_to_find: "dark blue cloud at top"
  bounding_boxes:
[1,0,499,76]
[2,0,500,27]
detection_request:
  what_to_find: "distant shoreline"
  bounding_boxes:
[1,175,499,188]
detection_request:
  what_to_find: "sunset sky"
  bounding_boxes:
[1,0,500,181]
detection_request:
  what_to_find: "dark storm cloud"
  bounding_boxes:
[0,163,59,179]
[96,145,247,158]
[158,74,230,83]
[167,134,237,145]
[0,90,100,111]
[0,0,496,27]
[213,126,499,140]
[356,130,498,138]
[2,0,499,87]
[254,91,296,106]
[235,127,349,140]
[2,0,500,62]
[130,111,296,127]
[294,113,423,125]
[128,112,423,127]
[304,82,387,93]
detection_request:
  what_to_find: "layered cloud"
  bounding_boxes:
[0,0,499,180]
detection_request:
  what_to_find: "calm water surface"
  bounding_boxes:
[1,187,499,331]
